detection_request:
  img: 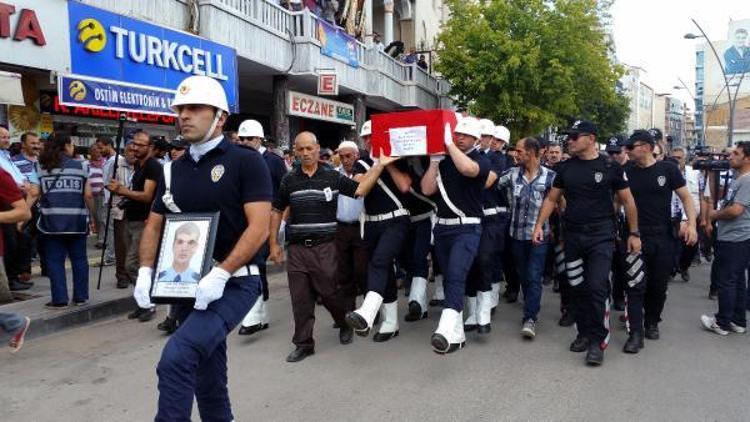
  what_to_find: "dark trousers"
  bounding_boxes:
[257,243,270,301]
[364,217,409,303]
[41,234,89,304]
[511,239,549,322]
[642,233,674,326]
[156,275,260,422]
[287,241,349,348]
[611,239,628,305]
[113,218,131,284]
[467,216,506,295]
[433,224,482,312]
[2,223,32,282]
[674,239,699,273]
[335,223,368,300]
[503,229,519,293]
[714,239,750,329]
[565,229,615,347]
[400,218,433,280]
[553,242,573,314]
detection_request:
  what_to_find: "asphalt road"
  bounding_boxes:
[1,261,748,422]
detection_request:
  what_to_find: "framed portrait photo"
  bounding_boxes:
[150,212,219,304]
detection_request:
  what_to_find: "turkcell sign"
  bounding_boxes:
[67,2,238,113]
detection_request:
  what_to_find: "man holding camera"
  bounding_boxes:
[701,142,750,336]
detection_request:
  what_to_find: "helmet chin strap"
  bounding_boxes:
[196,109,222,144]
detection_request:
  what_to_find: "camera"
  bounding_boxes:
[693,152,730,171]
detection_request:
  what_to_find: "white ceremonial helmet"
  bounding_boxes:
[454,116,482,139]
[171,75,229,114]
[495,125,511,142]
[479,118,495,137]
[360,120,372,137]
[238,119,264,139]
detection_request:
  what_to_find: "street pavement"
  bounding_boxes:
[1,261,748,422]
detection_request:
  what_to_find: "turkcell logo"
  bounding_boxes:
[68,2,238,112]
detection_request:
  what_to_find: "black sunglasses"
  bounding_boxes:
[567,133,590,141]
[625,142,648,151]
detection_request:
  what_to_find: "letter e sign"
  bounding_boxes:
[317,72,338,96]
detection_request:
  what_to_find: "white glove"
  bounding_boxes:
[430,155,444,162]
[194,267,231,310]
[444,123,454,146]
[133,267,154,309]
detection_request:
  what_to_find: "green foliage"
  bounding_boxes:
[436,0,629,140]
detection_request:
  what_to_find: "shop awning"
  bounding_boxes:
[0,71,25,106]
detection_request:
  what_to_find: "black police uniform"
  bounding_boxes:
[400,157,438,321]
[554,154,628,351]
[151,137,272,421]
[624,160,685,335]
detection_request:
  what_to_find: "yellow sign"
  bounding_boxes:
[68,80,87,101]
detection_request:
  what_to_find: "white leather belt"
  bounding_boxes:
[410,211,433,223]
[437,217,481,226]
[364,208,409,222]
[483,207,508,216]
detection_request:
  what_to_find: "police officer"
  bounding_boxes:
[622,130,697,352]
[401,155,437,322]
[345,124,413,342]
[268,132,389,362]
[236,119,288,336]
[133,75,273,421]
[606,135,629,313]
[533,120,641,366]
[420,116,496,353]
[491,125,513,310]
[464,119,507,334]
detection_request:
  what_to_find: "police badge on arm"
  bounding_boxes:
[151,213,219,303]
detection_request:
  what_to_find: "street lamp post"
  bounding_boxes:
[685,18,748,147]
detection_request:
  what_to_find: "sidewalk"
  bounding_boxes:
[1,238,285,341]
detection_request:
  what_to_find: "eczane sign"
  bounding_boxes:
[288,91,354,125]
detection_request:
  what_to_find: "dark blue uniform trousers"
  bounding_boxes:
[433,224,482,311]
[156,274,261,422]
[564,229,615,349]
[364,217,409,303]
[467,216,505,295]
[714,239,750,330]
[401,218,433,280]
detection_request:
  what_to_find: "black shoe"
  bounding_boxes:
[680,270,690,282]
[708,289,718,300]
[332,322,341,329]
[558,312,575,327]
[464,323,478,332]
[116,280,130,289]
[613,299,625,312]
[623,331,644,354]
[585,344,604,366]
[477,324,491,334]
[542,276,553,286]
[504,290,518,303]
[373,330,399,342]
[157,316,178,334]
[286,347,314,363]
[138,307,156,322]
[553,278,560,293]
[344,311,370,337]
[644,324,659,340]
[429,299,445,307]
[9,280,32,291]
[431,333,465,355]
[404,301,427,322]
[238,323,269,336]
[570,335,589,353]
[44,302,68,309]
[128,307,145,319]
[339,327,353,345]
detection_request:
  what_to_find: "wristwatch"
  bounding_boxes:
[629,231,641,238]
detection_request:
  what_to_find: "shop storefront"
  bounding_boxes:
[287,90,355,149]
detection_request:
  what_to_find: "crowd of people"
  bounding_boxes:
[1,74,748,419]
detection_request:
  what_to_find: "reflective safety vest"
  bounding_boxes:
[38,157,89,234]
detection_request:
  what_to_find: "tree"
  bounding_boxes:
[436,0,629,140]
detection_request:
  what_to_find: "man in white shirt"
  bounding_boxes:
[670,147,701,282]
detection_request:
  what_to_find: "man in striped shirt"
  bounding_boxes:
[497,137,556,338]
[87,144,106,248]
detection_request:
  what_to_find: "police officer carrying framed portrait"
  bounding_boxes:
[132,75,273,421]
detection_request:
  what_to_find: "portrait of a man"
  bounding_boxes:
[157,222,202,283]
[724,27,749,75]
